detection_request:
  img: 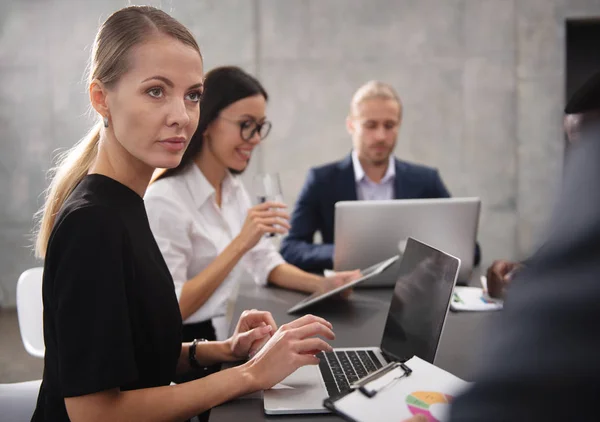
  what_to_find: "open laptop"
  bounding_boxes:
[287,255,399,314]
[334,198,479,285]
[264,238,461,415]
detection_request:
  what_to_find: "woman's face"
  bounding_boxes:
[101,35,204,170]
[204,94,267,172]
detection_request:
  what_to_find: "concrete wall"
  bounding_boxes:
[1,0,599,306]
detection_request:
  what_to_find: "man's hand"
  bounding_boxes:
[486,260,522,299]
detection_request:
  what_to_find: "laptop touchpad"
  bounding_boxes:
[264,365,328,413]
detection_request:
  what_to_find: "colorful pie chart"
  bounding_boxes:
[406,391,453,422]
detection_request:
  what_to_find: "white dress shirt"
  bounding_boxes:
[351,150,396,200]
[144,164,284,339]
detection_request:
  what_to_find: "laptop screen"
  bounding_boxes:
[379,238,460,363]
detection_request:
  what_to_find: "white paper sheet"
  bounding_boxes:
[332,356,471,422]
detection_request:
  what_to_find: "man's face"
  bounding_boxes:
[347,98,401,166]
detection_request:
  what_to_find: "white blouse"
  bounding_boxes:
[144,164,284,339]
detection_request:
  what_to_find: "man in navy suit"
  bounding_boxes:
[281,81,480,273]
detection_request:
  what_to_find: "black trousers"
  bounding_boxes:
[178,320,220,422]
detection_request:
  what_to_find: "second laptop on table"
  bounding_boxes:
[264,237,461,415]
[334,198,479,285]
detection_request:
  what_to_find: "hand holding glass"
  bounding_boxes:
[253,173,285,238]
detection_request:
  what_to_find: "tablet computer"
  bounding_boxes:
[287,255,400,314]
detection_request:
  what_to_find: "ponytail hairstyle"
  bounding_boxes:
[34,6,201,258]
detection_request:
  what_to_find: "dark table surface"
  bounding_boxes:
[209,274,495,422]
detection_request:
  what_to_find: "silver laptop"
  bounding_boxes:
[264,238,461,415]
[334,198,479,285]
[287,255,399,314]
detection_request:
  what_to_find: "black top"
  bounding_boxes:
[32,174,182,421]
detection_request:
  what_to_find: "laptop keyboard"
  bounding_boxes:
[317,350,384,397]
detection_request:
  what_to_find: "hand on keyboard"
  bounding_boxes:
[227,309,278,359]
[244,314,335,391]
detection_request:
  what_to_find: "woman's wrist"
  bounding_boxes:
[302,272,325,293]
[268,263,322,293]
[237,360,263,393]
[188,338,208,370]
[230,234,250,255]
[218,339,240,362]
[189,340,237,366]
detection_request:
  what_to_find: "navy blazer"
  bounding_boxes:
[280,154,481,272]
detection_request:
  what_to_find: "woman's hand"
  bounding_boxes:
[235,201,290,252]
[243,314,335,390]
[226,309,278,360]
[320,270,362,299]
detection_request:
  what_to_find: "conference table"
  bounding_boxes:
[209,271,494,422]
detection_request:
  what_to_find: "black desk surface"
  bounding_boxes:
[209,276,494,422]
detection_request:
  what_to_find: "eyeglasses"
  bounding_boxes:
[219,115,272,141]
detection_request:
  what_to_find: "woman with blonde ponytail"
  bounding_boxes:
[32,6,335,422]
[35,123,101,258]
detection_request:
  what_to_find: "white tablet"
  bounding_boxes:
[287,255,400,314]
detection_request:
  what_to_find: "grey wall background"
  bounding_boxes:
[0,0,599,307]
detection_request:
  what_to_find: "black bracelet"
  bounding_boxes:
[188,338,208,370]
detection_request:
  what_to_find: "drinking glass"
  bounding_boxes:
[253,173,284,237]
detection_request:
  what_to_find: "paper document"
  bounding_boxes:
[450,283,503,312]
[328,356,471,422]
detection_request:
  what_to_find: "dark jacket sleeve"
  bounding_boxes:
[280,168,334,272]
[449,134,600,421]
[429,169,451,198]
[430,169,481,266]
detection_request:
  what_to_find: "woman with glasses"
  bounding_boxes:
[145,66,359,351]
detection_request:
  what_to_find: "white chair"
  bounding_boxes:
[16,267,45,358]
[0,379,41,421]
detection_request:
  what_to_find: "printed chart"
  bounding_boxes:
[406,391,453,422]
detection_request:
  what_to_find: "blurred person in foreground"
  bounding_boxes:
[486,71,600,299]
[404,70,600,422]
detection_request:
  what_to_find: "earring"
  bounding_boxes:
[103,116,109,128]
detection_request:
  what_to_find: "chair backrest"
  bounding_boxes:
[0,380,41,421]
[16,267,45,358]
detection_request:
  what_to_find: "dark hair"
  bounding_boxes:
[157,66,268,180]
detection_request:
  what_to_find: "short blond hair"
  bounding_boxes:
[350,81,402,117]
